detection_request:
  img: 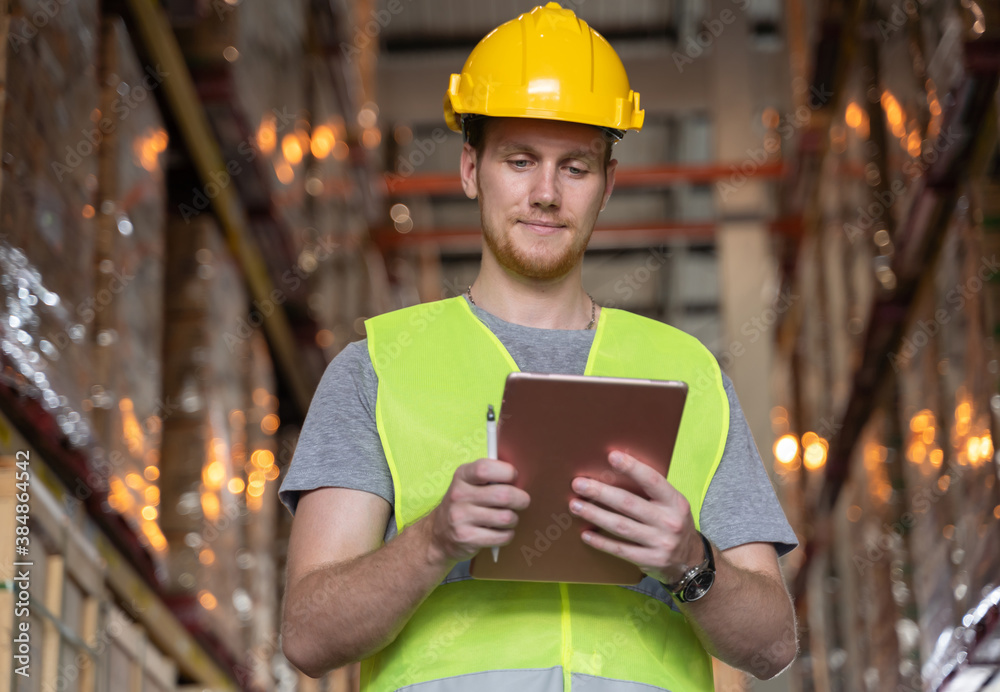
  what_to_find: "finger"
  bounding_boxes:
[461,504,520,530]
[579,528,651,564]
[570,475,652,523]
[458,459,518,485]
[471,484,531,511]
[477,528,517,547]
[607,450,678,504]
[568,497,654,546]
[455,526,517,551]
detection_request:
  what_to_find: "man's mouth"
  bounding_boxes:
[518,219,567,235]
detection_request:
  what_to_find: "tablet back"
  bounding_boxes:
[469,372,687,584]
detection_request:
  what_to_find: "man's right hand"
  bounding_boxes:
[427,458,531,564]
[283,461,529,675]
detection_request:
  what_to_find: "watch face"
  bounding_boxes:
[683,571,715,602]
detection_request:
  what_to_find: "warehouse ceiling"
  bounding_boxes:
[378,0,679,49]
[374,0,784,50]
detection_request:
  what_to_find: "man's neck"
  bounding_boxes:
[468,264,598,331]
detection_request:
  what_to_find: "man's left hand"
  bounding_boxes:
[568,450,704,585]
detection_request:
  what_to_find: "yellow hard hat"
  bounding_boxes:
[443,2,644,140]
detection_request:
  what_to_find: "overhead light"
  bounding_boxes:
[773,434,798,465]
[390,203,410,223]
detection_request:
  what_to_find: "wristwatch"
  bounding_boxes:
[662,531,716,603]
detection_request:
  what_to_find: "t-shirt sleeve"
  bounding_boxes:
[698,372,799,557]
[278,340,394,519]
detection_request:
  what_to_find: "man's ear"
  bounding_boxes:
[459,142,479,199]
[600,158,618,211]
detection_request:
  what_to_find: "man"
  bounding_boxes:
[279,4,798,691]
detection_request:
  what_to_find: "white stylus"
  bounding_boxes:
[487,404,499,563]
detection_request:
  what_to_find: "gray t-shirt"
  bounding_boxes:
[280,298,797,556]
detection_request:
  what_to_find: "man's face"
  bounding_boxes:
[460,118,617,281]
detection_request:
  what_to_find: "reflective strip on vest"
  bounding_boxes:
[399,666,562,691]
[396,667,675,691]
[363,297,727,692]
[571,673,675,691]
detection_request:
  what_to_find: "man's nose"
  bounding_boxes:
[529,162,560,208]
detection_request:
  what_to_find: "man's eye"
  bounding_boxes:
[567,166,586,175]
[510,160,530,168]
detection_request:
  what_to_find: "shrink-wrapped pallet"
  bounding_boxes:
[0,0,100,446]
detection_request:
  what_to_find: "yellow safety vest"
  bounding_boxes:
[362,296,729,692]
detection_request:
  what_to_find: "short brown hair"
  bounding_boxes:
[463,116,615,172]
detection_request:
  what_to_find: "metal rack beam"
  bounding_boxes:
[384,161,787,197]
[372,217,802,252]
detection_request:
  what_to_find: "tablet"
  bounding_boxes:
[469,372,687,585]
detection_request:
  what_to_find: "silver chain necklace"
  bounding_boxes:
[466,285,597,330]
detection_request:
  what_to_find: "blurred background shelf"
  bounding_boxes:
[1,0,999,690]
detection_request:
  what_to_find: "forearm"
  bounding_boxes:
[681,550,797,679]
[281,515,453,677]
